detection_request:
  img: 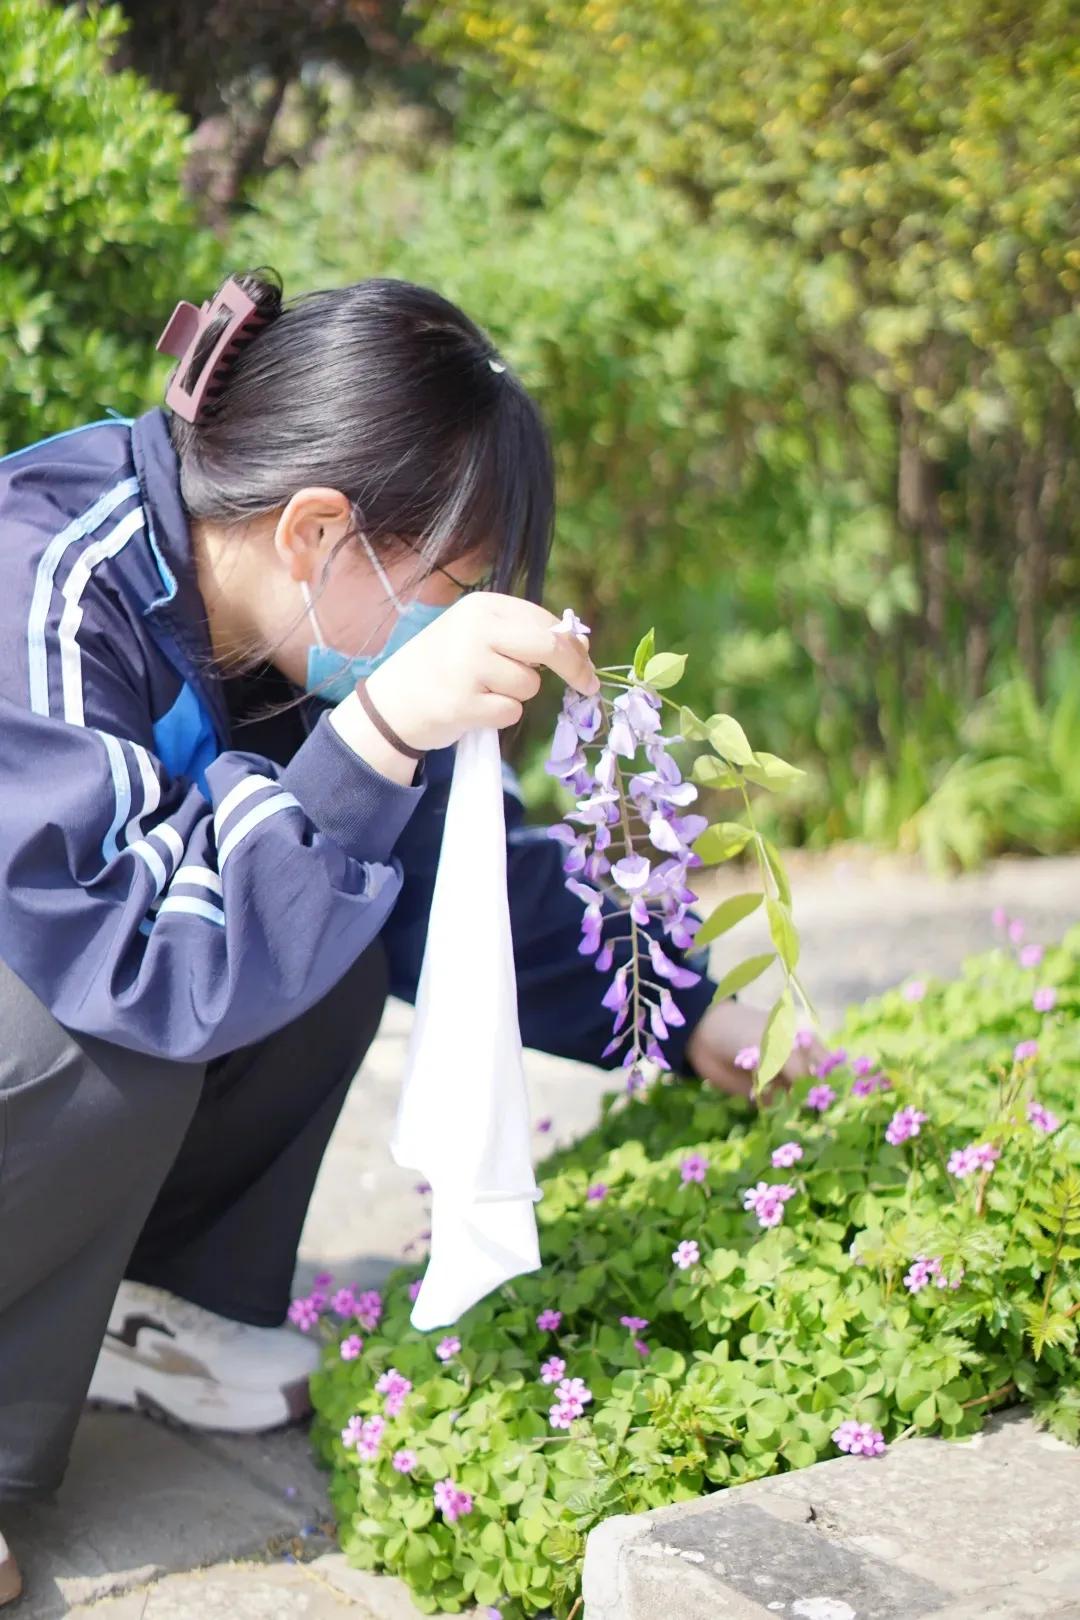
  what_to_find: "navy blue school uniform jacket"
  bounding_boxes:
[0,409,716,1064]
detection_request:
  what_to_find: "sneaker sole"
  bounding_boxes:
[86,1345,311,1434]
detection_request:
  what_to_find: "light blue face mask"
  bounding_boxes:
[301,536,449,704]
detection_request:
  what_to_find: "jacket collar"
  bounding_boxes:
[130,407,232,746]
[129,407,321,747]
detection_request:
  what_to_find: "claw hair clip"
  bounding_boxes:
[155,276,271,423]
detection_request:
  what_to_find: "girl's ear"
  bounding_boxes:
[272,487,354,582]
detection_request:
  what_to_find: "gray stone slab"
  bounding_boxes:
[582,1411,1080,1619]
[3,1413,329,1618]
[66,1562,367,1618]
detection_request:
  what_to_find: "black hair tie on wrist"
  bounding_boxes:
[355,679,426,763]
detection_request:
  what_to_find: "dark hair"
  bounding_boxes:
[166,267,556,695]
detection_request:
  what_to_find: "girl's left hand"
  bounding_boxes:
[684,997,828,1101]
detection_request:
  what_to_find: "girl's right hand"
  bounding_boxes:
[363,592,600,754]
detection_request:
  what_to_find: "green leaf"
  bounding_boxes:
[679,705,710,741]
[711,952,776,1001]
[693,821,752,864]
[692,890,763,947]
[761,837,792,907]
[692,756,742,790]
[706,714,754,766]
[766,897,800,970]
[632,628,655,678]
[642,651,687,689]
[757,989,795,1085]
[742,752,806,791]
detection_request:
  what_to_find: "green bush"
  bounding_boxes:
[304,926,1080,1615]
[0,0,218,451]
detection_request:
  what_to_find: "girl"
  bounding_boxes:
[0,269,817,1604]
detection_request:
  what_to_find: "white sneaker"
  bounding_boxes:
[0,1532,21,1609]
[86,1280,320,1433]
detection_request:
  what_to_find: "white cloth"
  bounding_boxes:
[390,727,542,1331]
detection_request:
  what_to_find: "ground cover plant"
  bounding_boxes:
[297,642,1079,1616]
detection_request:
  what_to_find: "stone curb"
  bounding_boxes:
[581,1411,1080,1619]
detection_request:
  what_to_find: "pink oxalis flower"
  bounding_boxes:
[549,1376,593,1429]
[680,1153,709,1183]
[339,1334,363,1361]
[902,980,927,1003]
[948,1142,1001,1178]
[539,1356,567,1385]
[436,1336,460,1362]
[806,1084,835,1112]
[1033,987,1057,1013]
[672,1239,700,1270]
[287,1295,320,1333]
[433,1479,473,1523]
[620,1314,649,1332]
[1019,943,1044,968]
[743,1181,797,1228]
[1014,1039,1039,1063]
[832,1418,886,1457]
[771,1141,804,1169]
[586,1182,609,1203]
[391,1449,418,1474]
[885,1106,929,1146]
[536,1309,563,1332]
[733,1045,760,1070]
[904,1255,963,1293]
[1027,1100,1060,1134]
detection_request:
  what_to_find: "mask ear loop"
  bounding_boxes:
[359,531,409,611]
[299,580,328,648]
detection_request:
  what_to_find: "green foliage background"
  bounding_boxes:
[4,0,1079,864]
[0,0,217,449]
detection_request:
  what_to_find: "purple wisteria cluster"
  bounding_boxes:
[547,615,704,1091]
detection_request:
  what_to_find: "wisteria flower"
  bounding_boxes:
[536,1309,563,1332]
[339,1334,363,1361]
[287,1295,320,1333]
[743,1180,797,1228]
[620,1315,649,1332]
[734,1044,760,1071]
[391,1449,417,1474]
[433,1479,473,1523]
[806,1084,835,1112]
[832,1418,886,1457]
[1033,987,1057,1013]
[680,1153,708,1183]
[1014,1039,1039,1063]
[559,608,591,639]
[885,1106,929,1146]
[539,1356,567,1385]
[586,1182,609,1203]
[436,1336,460,1362]
[672,1239,700,1270]
[902,980,926,1003]
[1020,943,1044,969]
[771,1141,804,1169]
[1027,1100,1060,1134]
